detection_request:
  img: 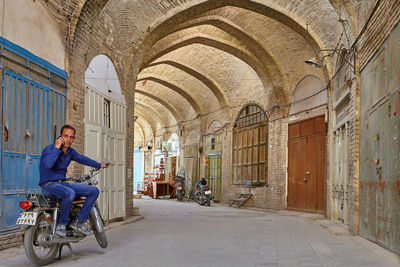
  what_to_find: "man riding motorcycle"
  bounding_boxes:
[39,124,108,237]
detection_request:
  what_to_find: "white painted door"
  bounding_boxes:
[109,132,126,219]
[84,76,126,221]
[84,124,109,220]
[85,124,126,220]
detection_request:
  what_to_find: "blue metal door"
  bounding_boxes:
[1,70,66,232]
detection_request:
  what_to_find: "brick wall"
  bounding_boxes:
[0,231,23,251]
[0,0,395,252]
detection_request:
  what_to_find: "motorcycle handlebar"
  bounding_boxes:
[74,174,90,183]
[93,162,111,171]
[69,164,109,183]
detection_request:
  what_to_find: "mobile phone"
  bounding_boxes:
[56,136,64,148]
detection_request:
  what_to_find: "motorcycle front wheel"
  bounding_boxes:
[24,214,59,266]
[176,190,185,201]
[89,210,108,248]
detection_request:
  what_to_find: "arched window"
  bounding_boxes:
[232,104,268,186]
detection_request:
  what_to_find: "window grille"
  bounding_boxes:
[204,134,222,154]
[1,45,67,93]
[232,104,268,187]
[234,104,266,128]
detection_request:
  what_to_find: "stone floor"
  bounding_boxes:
[0,197,399,266]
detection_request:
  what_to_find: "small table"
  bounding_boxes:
[150,181,175,198]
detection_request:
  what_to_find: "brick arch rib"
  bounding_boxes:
[134,121,147,143]
[136,77,202,115]
[68,0,88,54]
[71,0,109,55]
[143,35,281,106]
[135,89,183,122]
[163,15,287,103]
[128,0,331,88]
[135,102,168,130]
[135,109,157,135]
[147,61,229,109]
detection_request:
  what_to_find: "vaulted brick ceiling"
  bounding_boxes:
[42,0,353,142]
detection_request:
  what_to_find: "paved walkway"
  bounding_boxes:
[0,198,399,266]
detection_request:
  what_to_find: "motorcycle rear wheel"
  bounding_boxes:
[89,213,107,248]
[24,214,59,266]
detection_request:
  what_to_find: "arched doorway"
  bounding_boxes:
[232,104,268,187]
[84,54,126,220]
[287,75,327,213]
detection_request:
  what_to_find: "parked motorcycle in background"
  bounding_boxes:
[194,177,212,206]
[16,165,109,266]
[175,169,186,201]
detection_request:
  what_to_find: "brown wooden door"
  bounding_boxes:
[288,116,326,213]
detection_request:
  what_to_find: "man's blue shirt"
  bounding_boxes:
[39,145,101,185]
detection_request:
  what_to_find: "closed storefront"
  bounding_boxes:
[84,55,126,221]
[359,22,400,253]
[288,116,326,213]
[0,37,67,232]
[184,143,198,194]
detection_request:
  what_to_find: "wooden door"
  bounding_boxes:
[84,87,126,221]
[205,154,222,201]
[288,116,326,213]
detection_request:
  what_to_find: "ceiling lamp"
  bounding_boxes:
[305,57,322,68]
[305,49,355,73]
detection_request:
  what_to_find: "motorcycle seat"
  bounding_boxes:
[42,195,86,207]
[72,197,86,205]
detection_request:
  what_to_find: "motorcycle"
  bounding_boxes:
[175,169,186,201]
[175,176,186,201]
[16,165,109,266]
[194,177,212,206]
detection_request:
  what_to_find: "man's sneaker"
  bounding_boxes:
[55,225,67,237]
[69,219,92,235]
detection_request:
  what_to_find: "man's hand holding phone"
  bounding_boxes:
[55,136,64,149]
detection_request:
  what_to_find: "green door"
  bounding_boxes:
[205,154,221,201]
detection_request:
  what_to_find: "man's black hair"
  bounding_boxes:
[60,125,76,135]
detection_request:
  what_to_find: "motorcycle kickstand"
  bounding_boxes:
[57,242,76,260]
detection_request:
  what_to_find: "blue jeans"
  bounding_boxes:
[41,182,100,225]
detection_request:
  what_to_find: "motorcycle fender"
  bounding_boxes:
[90,207,104,233]
[19,225,30,231]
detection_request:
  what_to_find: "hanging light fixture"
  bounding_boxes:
[305,57,322,68]
[305,48,355,72]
